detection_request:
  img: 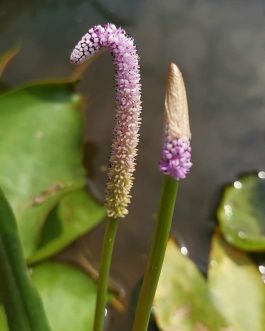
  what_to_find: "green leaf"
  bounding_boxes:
[217,172,265,251]
[0,81,86,258]
[30,189,106,263]
[208,233,265,331]
[0,188,51,331]
[0,303,8,331]
[31,261,103,331]
[0,44,21,78]
[154,239,230,331]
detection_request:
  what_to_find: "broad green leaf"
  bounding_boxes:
[0,44,21,78]
[31,262,102,331]
[0,82,86,258]
[30,189,106,263]
[217,172,265,251]
[208,233,265,331]
[154,239,230,331]
[0,188,51,331]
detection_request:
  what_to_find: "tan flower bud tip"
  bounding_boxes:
[165,63,191,140]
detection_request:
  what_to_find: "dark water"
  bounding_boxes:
[1,0,265,330]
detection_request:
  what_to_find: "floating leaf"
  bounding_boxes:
[154,239,230,331]
[0,44,21,78]
[0,261,112,331]
[0,82,86,258]
[217,172,265,251]
[31,261,108,331]
[30,189,106,263]
[208,233,265,331]
[0,188,51,331]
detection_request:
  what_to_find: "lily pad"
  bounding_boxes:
[0,82,86,258]
[154,239,230,331]
[217,172,265,251]
[30,189,106,263]
[31,261,103,331]
[208,233,265,331]
[0,261,111,331]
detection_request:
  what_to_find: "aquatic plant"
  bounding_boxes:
[0,27,264,331]
[71,23,141,219]
[133,63,192,331]
[71,23,142,331]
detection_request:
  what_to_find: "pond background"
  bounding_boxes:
[0,0,265,330]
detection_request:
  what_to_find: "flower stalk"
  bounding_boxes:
[93,218,118,331]
[132,63,192,331]
[70,23,142,331]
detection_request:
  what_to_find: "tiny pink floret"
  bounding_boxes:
[70,24,142,218]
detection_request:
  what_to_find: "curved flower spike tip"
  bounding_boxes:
[160,63,192,179]
[70,24,142,218]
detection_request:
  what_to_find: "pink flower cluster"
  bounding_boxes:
[160,136,192,179]
[70,24,141,218]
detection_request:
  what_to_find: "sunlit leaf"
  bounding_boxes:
[30,189,106,263]
[208,233,265,331]
[0,81,86,258]
[217,172,265,251]
[31,261,106,331]
[154,239,230,331]
[0,260,113,331]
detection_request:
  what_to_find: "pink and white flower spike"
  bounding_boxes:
[70,24,142,218]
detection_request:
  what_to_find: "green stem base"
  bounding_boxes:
[93,218,119,331]
[132,176,179,331]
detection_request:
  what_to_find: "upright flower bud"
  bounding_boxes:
[160,63,192,179]
[70,24,142,218]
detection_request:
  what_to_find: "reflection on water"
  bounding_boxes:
[1,0,265,330]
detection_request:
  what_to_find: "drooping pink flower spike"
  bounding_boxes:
[160,63,192,179]
[70,23,142,218]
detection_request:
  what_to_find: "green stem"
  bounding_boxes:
[0,189,51,331]
[132,175,179,331]
[93,218,119,331]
